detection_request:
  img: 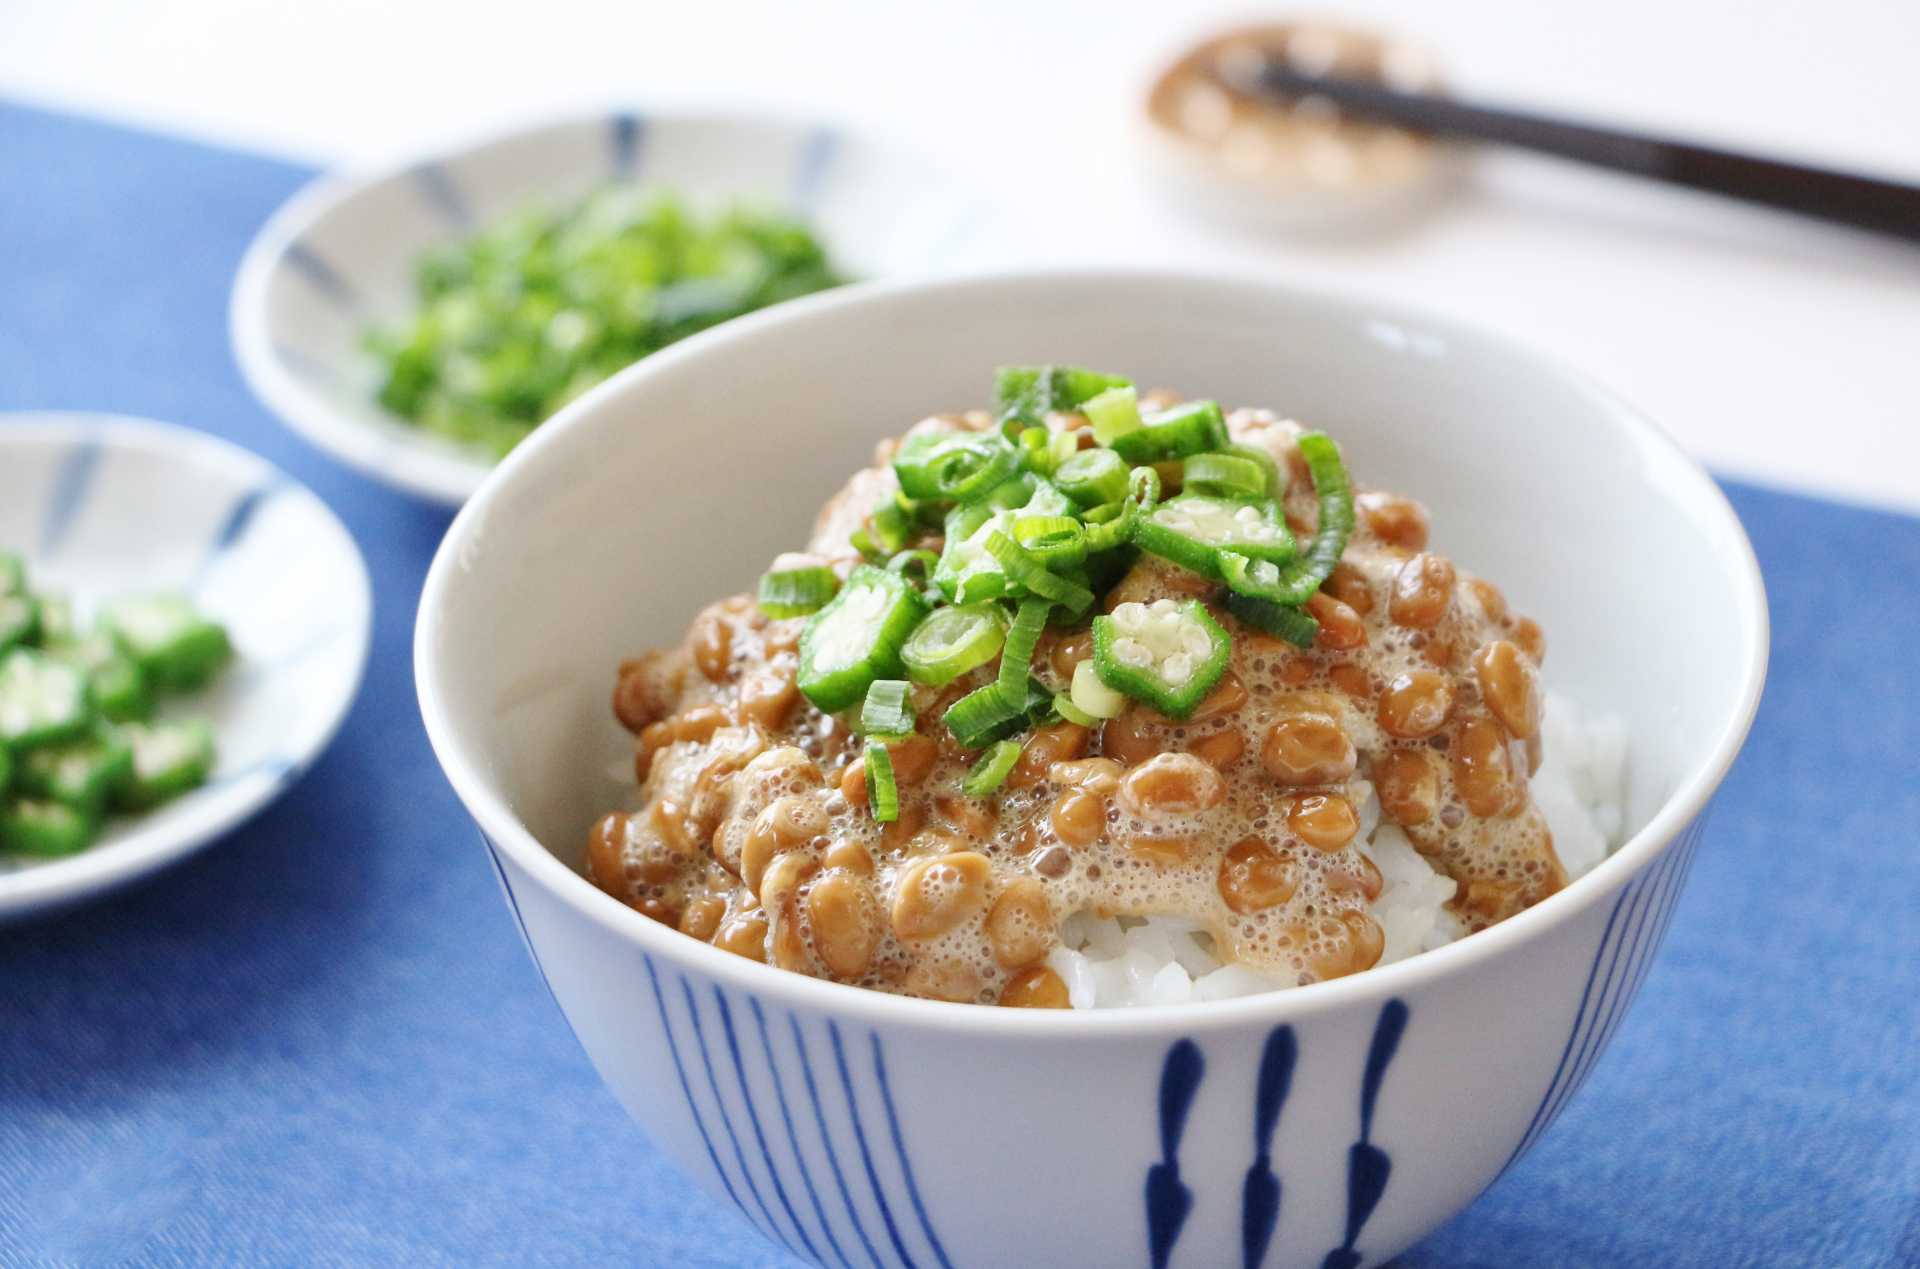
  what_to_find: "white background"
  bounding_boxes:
[2,0,1916,512]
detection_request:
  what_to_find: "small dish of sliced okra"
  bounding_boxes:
[0,415,371,921]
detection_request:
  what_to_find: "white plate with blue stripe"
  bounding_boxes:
[0,415,371,921]
[230,112,1013,506]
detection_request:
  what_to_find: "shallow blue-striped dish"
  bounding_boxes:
[231,112,1012,506]
[0,415,371,921]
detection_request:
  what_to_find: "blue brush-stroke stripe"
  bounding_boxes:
[1243,1026,1297,1269]
[1503,892,1630,1169]
[282,241,361,309]
[611,112,647,181]
[1147,1039,1205,1269]
[1539,869,1676,1140]
[194,478,289,584]
[1561,841,1689,1093]
[790,128,841,217]
[684,978,794,1252]
[1321,999,1409,1269]
[1358,999,1409,1138]
[752,1003,854,1269]
[830,1020,919,1269]
[717,991,824,1264]
[644,956,752,1221]
[1549,872,1660,1103]
[38,439,102,558]
[1568,827,1700,1085]
[1503,818,1709,1170]
[871,1031,956,1269]
[411,161,473,229]
[794,1019,888,1269]
[1525,874,1658,1151]
[481,836,561,1010]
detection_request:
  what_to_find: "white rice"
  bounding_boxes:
[1048,691,1629,1007]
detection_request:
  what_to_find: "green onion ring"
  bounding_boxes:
[961,739,1024,796]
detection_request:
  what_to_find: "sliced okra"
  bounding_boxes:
[797,565,931,714]
[99,594,232,692]
[1132,495,1295,579]
[0,648,89,748]
[114,718,217,812]
[1,797,96,857]
[50,632,153,723]
[1091,598,1231,720]
[15,725,133,818]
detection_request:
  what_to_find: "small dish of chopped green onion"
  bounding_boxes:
[366,188,844,461]
[234,113,1009,505]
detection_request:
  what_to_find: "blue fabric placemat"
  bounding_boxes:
[1,99,1917,1269]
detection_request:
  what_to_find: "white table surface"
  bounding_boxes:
[3,0,1916,513]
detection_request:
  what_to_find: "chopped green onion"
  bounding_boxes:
[1070,659,1127,719]
[961,740,1023,796]
[1108,400,1229,464]
[1217,431,1352,606]
[1182,452,1268,499]
[1081,385,1143,445]
[1055,447,1130,507]
[1225,443,1283,498]
[944,682,1026,750]
[797,565,931,713]
[901,602,1008,685]
[860,679,916,739]
[864,741,899,822]
[1128,465,1162,509]
[758,565,840,618]
[1051,692,1098,727]
[887,550,940,583]
[871,495,915,554]
[997,599,1051,702]
[848,527,887,563]
[982,533,1094,610]
[1223,592,1320,648]
[0,593,37,655]
[1091,598,1231,720]
[1011,515,1087,569]
[996,365,1132,428]
[1015,427,1076,478]
[1077,500,1135,554]
[892,431,1020,504]
[1293,429,1356,582]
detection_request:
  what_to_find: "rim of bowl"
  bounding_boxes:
[415,266,1769,1036]
[230,108,1011,507]
[0,413,374,918]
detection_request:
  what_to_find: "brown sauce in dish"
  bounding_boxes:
[589,405,1565,1004]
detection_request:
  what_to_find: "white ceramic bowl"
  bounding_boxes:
[232,112,1011,506]
[0,415,371,921]
[415,271,1766,1269]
